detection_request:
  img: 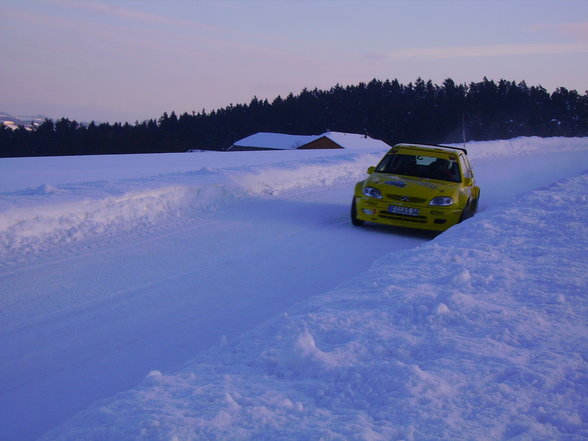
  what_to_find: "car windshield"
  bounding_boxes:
[376,153,461,183]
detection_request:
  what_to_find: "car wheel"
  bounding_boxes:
[459,200,469,223]
[473,189,480,214]
[351,198,364,226]
[459,198,476,223]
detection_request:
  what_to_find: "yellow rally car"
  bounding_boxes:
[351,143,480,231]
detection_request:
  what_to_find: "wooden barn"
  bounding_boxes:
[228,131,390,151]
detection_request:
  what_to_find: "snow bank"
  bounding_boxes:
[2,136,587,261]
[0,186,193,255]
[37,171,588,441]
[229,152,382,195]
[454,136,588,160]
[0,150,383,260]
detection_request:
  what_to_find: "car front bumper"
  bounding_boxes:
[355,196,463,231]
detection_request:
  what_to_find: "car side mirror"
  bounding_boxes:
[463,177,473,186]
[367,166,376,175]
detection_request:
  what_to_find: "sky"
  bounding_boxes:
[1,0,587,123]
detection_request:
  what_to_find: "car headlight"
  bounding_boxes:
[429,196,453,206]
[363,186,383,199]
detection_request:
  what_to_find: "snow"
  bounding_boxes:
[0,149,384,261]
[1,137,587,441]
[321,131,392,150]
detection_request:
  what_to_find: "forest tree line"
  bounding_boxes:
[1,77,587,157]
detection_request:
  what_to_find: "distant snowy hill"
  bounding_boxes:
[0,111,47,130]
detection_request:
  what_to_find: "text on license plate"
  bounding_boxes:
[388,205,420,216]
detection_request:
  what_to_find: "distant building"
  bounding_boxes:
[228,131,390,151]
[227,132,318,151]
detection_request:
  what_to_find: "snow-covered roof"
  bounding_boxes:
[320,131,390,150]
[230,131,390,151]
[230,132,319,150]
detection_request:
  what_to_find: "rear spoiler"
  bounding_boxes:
[395,143,468,155]
[436,144,468,155]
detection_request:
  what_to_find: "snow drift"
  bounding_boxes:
[37,170,588,441]
[0,149,384,261]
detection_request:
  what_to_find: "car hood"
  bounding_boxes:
[368,173,458,200]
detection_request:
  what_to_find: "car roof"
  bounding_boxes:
[392,143,468,156]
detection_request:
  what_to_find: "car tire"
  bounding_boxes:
[459,198,476,223]
[351,198,364,226]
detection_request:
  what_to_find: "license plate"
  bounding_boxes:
[388,205,420,216]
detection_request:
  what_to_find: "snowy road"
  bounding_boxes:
[1,138,587,440]
[1,180,428,441]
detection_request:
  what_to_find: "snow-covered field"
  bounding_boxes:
[1,137,587,440]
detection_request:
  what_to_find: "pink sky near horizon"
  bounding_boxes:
[1,0,587,123]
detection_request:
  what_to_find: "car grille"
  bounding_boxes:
[385,194,426,204]
[379,211,428,223]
